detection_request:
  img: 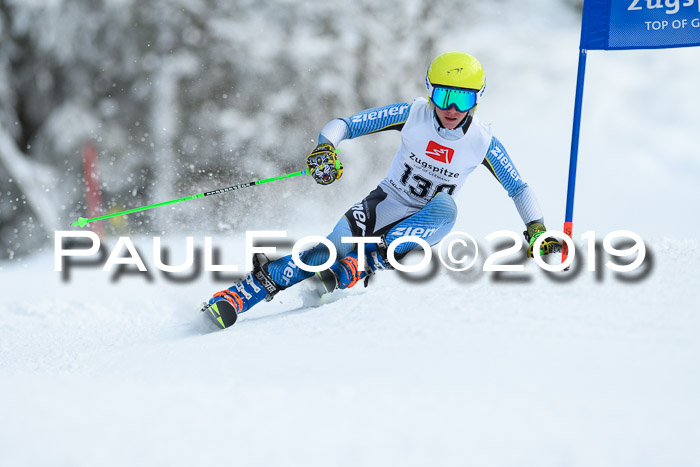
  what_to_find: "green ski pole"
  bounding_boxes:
[72,169,307,227]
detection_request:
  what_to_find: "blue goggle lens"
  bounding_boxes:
[430,86,478,112]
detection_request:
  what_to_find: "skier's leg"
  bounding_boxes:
[317,241,391,292]
[384,191,458,258]
[263,185,406,291]
[325,192,458,291]
[205,215,354,315]
[204,188,453,313]
[265,216,355,288]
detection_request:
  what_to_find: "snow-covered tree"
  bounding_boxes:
[1,0,494,258]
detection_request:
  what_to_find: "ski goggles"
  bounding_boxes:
[428,84,479,113]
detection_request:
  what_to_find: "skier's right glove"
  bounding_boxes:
[306,143,343,186]
[524,222,562,258]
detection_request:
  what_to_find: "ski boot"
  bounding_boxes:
[316,241,391,295]
[200,253,285,329]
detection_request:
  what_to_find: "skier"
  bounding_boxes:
[201,51,561,329]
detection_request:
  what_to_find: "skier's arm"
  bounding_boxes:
[310,103,411,186]
[481,137,561,256]
[318,102,412,147]
[481,137,543,224]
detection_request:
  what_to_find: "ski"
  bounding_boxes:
[200,300,238,329]
[315,269,338,296]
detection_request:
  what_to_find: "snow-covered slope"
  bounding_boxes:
[1,233,700,467]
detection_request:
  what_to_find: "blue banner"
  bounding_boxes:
[581,0,700,50]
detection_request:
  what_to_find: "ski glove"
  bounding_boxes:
[306,143,343,186]
[525,222,562,258]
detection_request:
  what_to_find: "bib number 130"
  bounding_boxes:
[400,163,456,199]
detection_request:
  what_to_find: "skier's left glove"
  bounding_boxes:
[524,222,562,258]
[306,143,343,186]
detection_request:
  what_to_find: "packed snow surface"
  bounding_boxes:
[2,233,699,466]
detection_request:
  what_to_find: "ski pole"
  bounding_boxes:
[72,169,307,227]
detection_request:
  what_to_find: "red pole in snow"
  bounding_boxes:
[82,141,104,236]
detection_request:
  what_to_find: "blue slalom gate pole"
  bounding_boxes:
[562,48,588,262]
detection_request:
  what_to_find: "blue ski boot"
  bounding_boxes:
[201,253,285,329]
[316,241,391,294]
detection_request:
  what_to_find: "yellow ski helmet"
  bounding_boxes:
[426,52,485,113]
